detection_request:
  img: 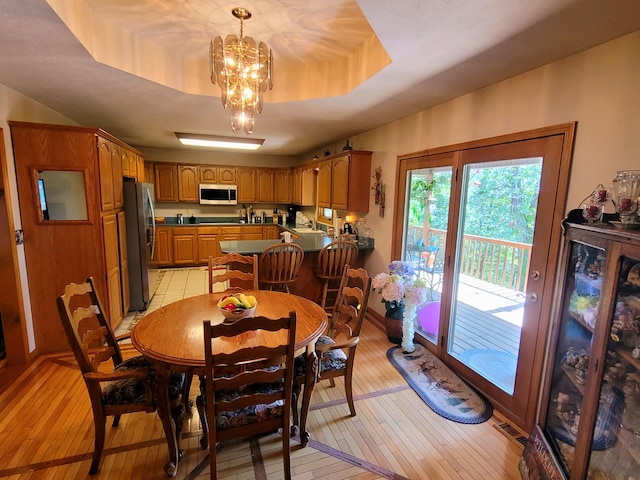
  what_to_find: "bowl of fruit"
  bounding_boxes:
[217,293,257,321]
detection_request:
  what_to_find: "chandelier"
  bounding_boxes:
[210,7,273,135]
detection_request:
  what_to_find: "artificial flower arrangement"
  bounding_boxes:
[372,260,429,352]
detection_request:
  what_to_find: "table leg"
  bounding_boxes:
[299,347,319,447]
[152,362,182,477]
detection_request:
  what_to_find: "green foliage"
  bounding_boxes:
[407,164,541,245]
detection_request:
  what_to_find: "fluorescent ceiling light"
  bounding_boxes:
[175,132,264,150]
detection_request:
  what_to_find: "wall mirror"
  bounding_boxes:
[35,169,88,221]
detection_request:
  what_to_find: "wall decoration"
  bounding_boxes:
[372,166,386,217]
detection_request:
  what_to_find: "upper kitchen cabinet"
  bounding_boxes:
[143,161,154,184]
[316,151,372,212]
[178,165,200,202]
[200,166,237,185]
[155,163,179,202]
[8,121,138,353]
[331,151,372,212]
[122,148,139,179]
[237,167,256,203]
[291,166,316,206]
[256,168,274,203]
[274,169,290,204]
[317,159,332,208]
[110,143,124,209]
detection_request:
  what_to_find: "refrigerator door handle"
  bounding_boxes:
[146,187,156,260]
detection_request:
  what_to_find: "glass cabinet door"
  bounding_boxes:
[543,241,606,477]
[587,255,640,478]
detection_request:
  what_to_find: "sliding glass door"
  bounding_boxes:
[394,126,574,429]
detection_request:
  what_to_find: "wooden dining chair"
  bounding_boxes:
[292,266,372,446]
[315,240,359,311]
[186,253,260,418]
[56,277,185,474]
[208,252,259,293]
[258,242,304,293]
[202,313,297,480]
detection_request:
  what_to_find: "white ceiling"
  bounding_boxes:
[2,0,640,156]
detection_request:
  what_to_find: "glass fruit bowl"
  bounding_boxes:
[217,293,257,321]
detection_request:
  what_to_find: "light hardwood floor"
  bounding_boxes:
[0,268,525,479]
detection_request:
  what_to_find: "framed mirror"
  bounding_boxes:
[34,169,89,222]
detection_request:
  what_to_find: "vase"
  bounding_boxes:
[384,305,405,345]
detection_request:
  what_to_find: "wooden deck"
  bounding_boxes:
[416,273,524,391]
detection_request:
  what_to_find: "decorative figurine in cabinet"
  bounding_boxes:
[520,222,640,480]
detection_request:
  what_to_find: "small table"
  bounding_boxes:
[131,290,327,477]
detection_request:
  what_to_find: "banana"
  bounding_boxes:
[245,295,257,308]
[238,293,250,308]
[218,295,241,308]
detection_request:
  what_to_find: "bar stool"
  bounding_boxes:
[315,240,359,311]
[259,243,304,293]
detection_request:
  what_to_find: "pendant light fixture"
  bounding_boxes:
[210,7,273,135]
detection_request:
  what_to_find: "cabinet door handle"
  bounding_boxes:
[527,292,538,303]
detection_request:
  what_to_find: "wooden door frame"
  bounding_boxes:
[391,122,576,431]
[0,128,30,366]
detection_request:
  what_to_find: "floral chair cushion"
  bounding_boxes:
[102,355,185,407]
[214,382,285,430]
[294,335,347,376]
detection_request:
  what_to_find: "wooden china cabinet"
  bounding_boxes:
[521,221,640,479]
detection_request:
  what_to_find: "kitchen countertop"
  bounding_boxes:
[220,236,374,254]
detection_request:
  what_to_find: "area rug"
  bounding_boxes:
[387,344,493,424]
[459,348,517,393]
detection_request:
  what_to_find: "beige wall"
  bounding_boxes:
[2,30,640,338]
[314,31,640,316]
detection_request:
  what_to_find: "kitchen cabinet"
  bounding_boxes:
[197,226,221,262]
[178,165,200,202]
[153,226,173,265]
[155,163,179,202]
[98,137,116,211]
[103,213,123,328]
[110,143,124,209]
[522,222,640,479]
[317,159,332,208]
[274,169,290,203]
[200,166,237,185]
[315,151,372,212]
[9,121,141,352]
[243,225,263,240]
[291,166,316,206]
[172,227,198,265]
[220,226,243,241]
[117,211,130,316]
[122,149,138,179]
[264,225,280,240]
[237,167,256,203]
[143,161,154,184]
[136,154,145,182]
[256,169,274,202]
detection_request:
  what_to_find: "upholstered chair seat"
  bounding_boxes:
[103,356,185,406]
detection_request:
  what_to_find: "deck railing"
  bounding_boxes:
[407,226,532,293]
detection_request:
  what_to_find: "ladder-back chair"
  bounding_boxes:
[202,313,297,480]
[56,277,185,474]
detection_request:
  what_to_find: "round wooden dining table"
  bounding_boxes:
[131,290,327,477]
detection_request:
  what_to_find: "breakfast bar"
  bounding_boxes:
[220,234,374,302]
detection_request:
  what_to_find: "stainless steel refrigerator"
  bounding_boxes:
[124,181,159,311]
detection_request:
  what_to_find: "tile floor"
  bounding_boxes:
[115,267,226,339]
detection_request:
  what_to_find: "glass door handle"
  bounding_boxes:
[530,270,540,280]
[527,292,538,303]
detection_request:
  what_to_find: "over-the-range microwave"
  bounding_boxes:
[199,184,238,205]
